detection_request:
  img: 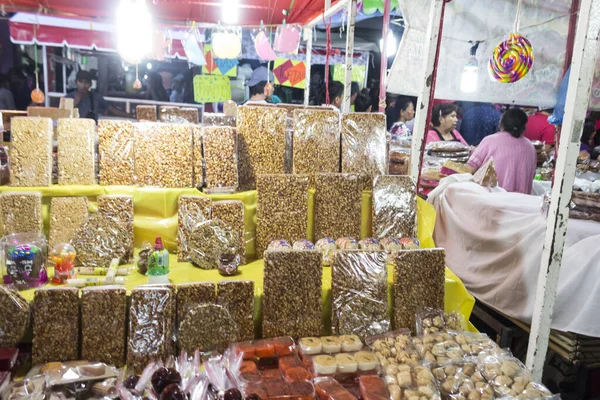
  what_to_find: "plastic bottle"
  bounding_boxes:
[147,237,170,284]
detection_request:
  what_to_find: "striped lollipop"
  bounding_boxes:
[489,33,534,83]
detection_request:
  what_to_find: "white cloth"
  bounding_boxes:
[429,181,600,336]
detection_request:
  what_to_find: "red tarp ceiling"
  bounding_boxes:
[2,0,336,26]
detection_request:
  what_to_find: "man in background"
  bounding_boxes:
[65,70,130,120]
[0,74,15,110]
[459,102,501,146]
[524,108,555,147]
[244,67,281,104]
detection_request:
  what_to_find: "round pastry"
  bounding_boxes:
[299,337,323,355]
[335,353,358,373]
[267,240,292,250]
[354,351,378,371]
[380,237,402,252]
[292,240,315,250]
[321,336,342,353]
[178,304,237,353]
[358,238,381,251]
[489,33,534,83]
[313,355,337,375]
[315,238,337,266]
[336,237,358,250]
[340,335,362,352]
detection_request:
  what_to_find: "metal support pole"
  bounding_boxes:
[304,28,313,106]
[42,45,49,107]
[342,0,357,113]
[526,0,600,381]
[409,0,446,180]
[378,0,391,112]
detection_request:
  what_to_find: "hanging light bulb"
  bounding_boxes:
[222,0,239,24]
[379,31,397,58]
[460,41,481,93]
[117,0,153,64]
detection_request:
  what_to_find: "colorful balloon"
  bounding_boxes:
[489,33,534,83]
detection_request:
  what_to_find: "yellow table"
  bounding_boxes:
[3,185,474,334]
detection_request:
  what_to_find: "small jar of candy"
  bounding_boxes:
[50,243,77,284]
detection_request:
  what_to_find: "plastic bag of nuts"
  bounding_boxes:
[416,308,466,336]
[448,332,499,358]
[480,354,554,399]
[203,113,236,127]
[188,219,241,270]
[386,362,441,400]
[365,329,420,369]
[412,332,465,364]
[178,303,238,354]
[71,213,131,267]
[0,286,30,348]
[177,195,212,262]
[98,120,135,186]
[202,127,238,193]
[432,360,494,400]
[0,191,43,236]
[372,175,417,240]
[136,105,157,121]
[341,113,387,185]
[9,117,53,187]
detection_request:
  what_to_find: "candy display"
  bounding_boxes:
[332,251,389,337]
[72,213,131,268]
[177,195,212,262]
[0,192,43,237]
[315,238,337,266]
[50,243,76,284]
[0,286,29,348]
[57,118,96,185]
[293,239,315,250]
[98,120,136,185]
[256,174,309,257]
[212,200,246,264]
[97,194,134,263]
[49,197,89,251]
[188,219,240,270]
[372,176,417,240]
[489,33,534,83]
[32,287,80,365]
[81,286,127,367]
[2,232,47,289]
[217,280,255,341]
[9,117,53,187]
[263,249,322,337]
[315,174,362,240]
[393,249,445,331]
[203,127,239,193]
[136,105,157,121]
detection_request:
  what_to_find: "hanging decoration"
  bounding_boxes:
[31,24,44,104]
[488,0,533,83]
[183,25,207,66]
[202,44,238,77]
[361,0,399,15]
[116,0,153,65]
[211,28,242,60]
[273,22,301,55]
[273,58,306,88]
[133,64,142,90]
[253,26,277,61]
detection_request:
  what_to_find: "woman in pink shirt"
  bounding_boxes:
[467,108,537,194]
[426,103,468,145]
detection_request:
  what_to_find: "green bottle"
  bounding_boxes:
[147,237,170,284]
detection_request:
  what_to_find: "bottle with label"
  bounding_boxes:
[147,237,170,284]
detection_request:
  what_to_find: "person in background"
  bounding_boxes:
[354,89,372,112]
[524,108,555,147]
[459,102,501,146]
[467,108,536,194]
[426,103,467,144]
[170,74,184,103]
[0,74,15,110]
[145,72,169,102]
[321,81,345,109]
[245,67,274,105]
[389,97,415,139]
[350,82,359,109]
[65,70,130,119]
[580,119,596,153]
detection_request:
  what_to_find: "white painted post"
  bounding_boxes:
[304,27,313,106]
[342,0,357,113]
[42,45,49,107]
[526,0,600,381]
[409,0,445,180]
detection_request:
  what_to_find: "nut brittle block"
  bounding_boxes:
[49,197,89,250]
[57,118,96,185]
[10,117,53,187]
[0,192,43,236]
[98,120,135,185]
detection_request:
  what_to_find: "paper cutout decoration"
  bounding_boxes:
[202,44,238,77]
[274,25,301,54]
[193,75,232,103]
[273,58,306,89]
[254,30,277,61]
[183,31,206,66]
[332,64,366,89]
[361,0,399,14]
[212,30,242,59]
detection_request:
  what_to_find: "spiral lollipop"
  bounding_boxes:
[489,33,534,83]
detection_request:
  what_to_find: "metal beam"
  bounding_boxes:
[42,45,49,107]
[342,0,357,113]
[526,0,600,381]
[409,0,446,180]
[304,0,351,28]
[304,28,313,106]
[378,0,391,112]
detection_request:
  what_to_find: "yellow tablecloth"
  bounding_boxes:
[3,185,474,333]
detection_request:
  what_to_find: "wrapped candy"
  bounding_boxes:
[50,243,77,284]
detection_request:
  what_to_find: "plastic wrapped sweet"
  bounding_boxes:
[341,114,387,186]
[412,332,465,364]
[2,232,47,289]
[380,237,402,264]
[358,376,390,400]
[71,213,131,268]
[49,243,76,284]
[316,238,337,266]
[314,376,358,400]
[473,158,498,188]
[178,195,212,262]
[0,286,30,348]
[358,238,381,251]
[400,237,420,250]
[9,117,53,187]
[332,251,388,337]
[309,350,379,376]
[315,174,362,240]
[179,304,237,354]
[212,201,247,264]
[49,197,89,251]
[432,360,494,400]
[372,175,417,239]
[203,127,239,193]
[293,239,315,250]
[480,354,553,398]
[0,146,9,186]
[416,308,466,335]
[386,362,440,400]
[365,329,419,369]
[336,237,358,250]
[137,242,153,274]
[203,113,236,127]
[97,194,134,263]
[189,219,240,271]
[0,192,43,237]
[127,286,175,375]
[136,105,157,121]
[274,24,302,54]
[98,120,135,185]
[217,281,255,341]
[268,240,292,250]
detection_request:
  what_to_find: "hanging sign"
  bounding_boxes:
[273,58,306,89]
[193,75,231,103]
[332,64,366,89]
[202,44,238,77]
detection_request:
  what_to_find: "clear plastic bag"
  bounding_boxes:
[293,109,341,181]
[0,285,29,348]
[203,113,236,127]
[365,329,420,368]
[431,359,494,400]
[32,287,79,365]
[341,113,388,183]
[480,354,554,398]
[273,24,302,55]
[57,118,96,185]
[202,127,238,193]
[98,120,136,186]
[252,27,276,61]
[136,105,157,121]
[473,158,498,188]
[177,195,212,262]
[49,196,89,252]
[416,307,467,335]
[212,28,242,59]
[179,304,238,354]
[448,331,499,358]
[426,141,471,153]
[217,280,254,341]
[71,213,130,268]
[159,106,199,124]
[314,174,362,240]
[212,200,247,264]
[127,286,176,375]
[133,122,194,187]
[412,332,465,364]
[385,361,441,400]
[188,219,240,271]
[358,375,390,400]
[0,191,43,237]
[332,250,389,337]
[372,175,417,240]
[2,232,47,289]
[237,106,287,190]
[314,376,359,400]
[9,117,53,187]
[389,136,411,176]
[97,195,134,264]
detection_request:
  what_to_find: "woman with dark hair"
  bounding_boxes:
[321,81,345,109]
[389,97,415,138]
[467,108,536,194]
[426,103,467,144]
[354,89,372,112]
[580,119,596,153]
[145,72,169,102]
